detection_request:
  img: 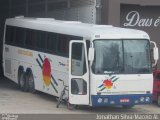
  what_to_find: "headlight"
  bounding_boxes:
[98,98,103,103]
[104,98,109,103]
[135,100,139,104]
[140,97,145,102]
[145,97,150,102]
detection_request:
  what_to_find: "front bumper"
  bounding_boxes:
[91,94,152,107]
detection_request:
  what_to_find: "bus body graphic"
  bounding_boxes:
[36,54,58,93]
[42,58,51,87]
[98,76,119,91]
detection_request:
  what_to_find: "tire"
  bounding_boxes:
[27,71,36,93]
[157,94,160,107]
[19,72,28,92]
[18,67,23,88]
[122,105,134,109]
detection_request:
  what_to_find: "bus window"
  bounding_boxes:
[72,43,82,60]
[46,33,58,54]
[71,79,87,95]
[71,42,87,76]
[5,26,15,45]
[26,29,37,49]
[15,27,25,47]
[57,35,70,57]
[36,31,46,50]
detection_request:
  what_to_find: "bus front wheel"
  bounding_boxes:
[27,71,36,93]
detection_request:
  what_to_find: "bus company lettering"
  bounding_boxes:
[18,49,33,57]
[59,62,66,67]
[124,11,160,27]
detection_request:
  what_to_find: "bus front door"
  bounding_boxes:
[69,40,89,105]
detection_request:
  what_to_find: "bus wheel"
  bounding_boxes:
[27,71,36,93]
[158,94,160,107]
[19,72,28,92]
[18,67,24,88]
[122,105,134,109]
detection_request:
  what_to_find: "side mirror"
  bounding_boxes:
[153,47,159,61]
[151,41,159,67]
[88,48,95,61]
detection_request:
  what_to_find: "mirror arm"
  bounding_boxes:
[151,41,158,67]
[151,41,157,48]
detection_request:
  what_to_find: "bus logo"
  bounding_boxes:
[98,76,119,91]
[36,54,58,93]
[42,58,51,86]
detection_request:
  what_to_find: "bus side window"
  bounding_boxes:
[36,31,46,50]
[26,29,37,49]
[5,26,15,45]
[46,32,58,54]
[15,27,25,47]
[57,34,70,57]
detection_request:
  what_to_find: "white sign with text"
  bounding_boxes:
[124,11,160,27]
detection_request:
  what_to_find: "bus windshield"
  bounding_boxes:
[92,39,151,74]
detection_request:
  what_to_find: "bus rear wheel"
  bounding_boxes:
[158,94,160,107]
[19,72,28,92]
[27,71,36,93]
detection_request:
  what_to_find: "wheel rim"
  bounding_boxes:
[158,95,160,106]
[29,76,33,84]
[20,74,24,87]
[29,75,34,88]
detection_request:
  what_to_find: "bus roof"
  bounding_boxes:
[5,17,150,40]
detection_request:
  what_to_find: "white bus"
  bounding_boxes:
[3,17,159,108]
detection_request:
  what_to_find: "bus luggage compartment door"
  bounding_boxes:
[69,40,89,105]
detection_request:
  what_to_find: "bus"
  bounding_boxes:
[3,16,159,108]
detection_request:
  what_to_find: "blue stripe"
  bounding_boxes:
[110,76,116,80]
[51,75,58,86]
[112,78,119,82]
[98,84,103,88]
[51,82,58,93]
[100,87,106,91]
[38,54,44,63]
[36,59,42,68]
